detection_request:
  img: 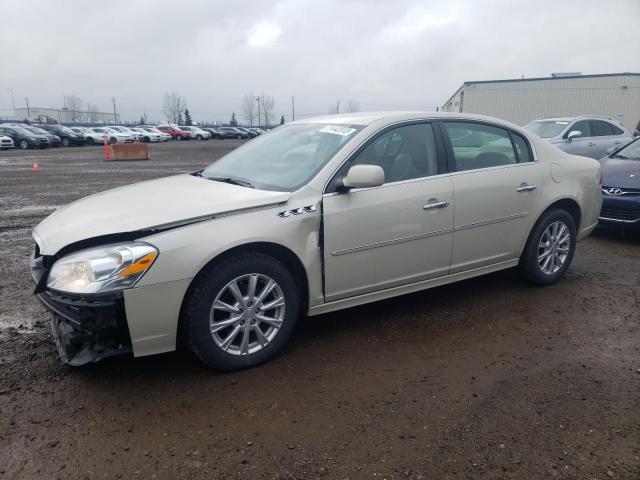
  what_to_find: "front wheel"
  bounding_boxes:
[183,253,299,371]
[519,209,576,285]
[176,135,182,141]
[196,134,203,140]
[86,137,95,146]
[20,139,29,149]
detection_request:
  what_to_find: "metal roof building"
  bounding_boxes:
[441,72,640,131]
[13,107,119,124]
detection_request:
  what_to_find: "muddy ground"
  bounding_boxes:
[0,141,638,479]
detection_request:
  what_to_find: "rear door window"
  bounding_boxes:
[589,120,614,137]
[442,122,518,172]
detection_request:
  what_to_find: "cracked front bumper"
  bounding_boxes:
[31,253,133,366]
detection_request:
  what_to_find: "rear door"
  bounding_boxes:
[589,120,632,158]
[441,121,544,273]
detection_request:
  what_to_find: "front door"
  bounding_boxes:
[323,122,454,302]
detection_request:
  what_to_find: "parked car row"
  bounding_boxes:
[0,122,266,149]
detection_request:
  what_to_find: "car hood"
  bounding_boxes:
[34,174,290,255]
[599,156,640,190]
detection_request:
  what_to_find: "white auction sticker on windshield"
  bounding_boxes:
[319,125,357,136]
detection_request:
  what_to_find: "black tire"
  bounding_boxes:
[20,139,29,149]
[184,253,299,371]
[109,137,117,144]
[143,136,150,143]
[519,209,577,286]
[176,135,182,141]
[62,137,70,147]
[196,134,203,141]
[86,137,95,146]
[214,134,221,140]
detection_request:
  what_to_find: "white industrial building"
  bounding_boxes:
[441,72,640,131]
[12,107,119,124]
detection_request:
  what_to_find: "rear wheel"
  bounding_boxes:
[86,137,95,146]
[519,209,576,285]
[184,253,299,371]
[236,134,242,139]
[143,136,151,143]
[20,139,29,149]
[176,135,183,141]
[62,137,70,147]
[109,137,117,144]
[196,134,203,140]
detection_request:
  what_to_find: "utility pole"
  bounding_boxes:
[256,96,261,128]
[291,96,295,121]
[7,89,15,116]
[25,97,30,118]
[111,97,117,123]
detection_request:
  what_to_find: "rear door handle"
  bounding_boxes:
[423,200,449,210]
[517,183,537,192]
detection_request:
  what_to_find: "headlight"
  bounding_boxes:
[47,242,158,294]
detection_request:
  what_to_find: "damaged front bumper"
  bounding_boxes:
[31,252,133,366]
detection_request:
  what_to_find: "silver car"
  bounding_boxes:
[524,115,632,159]
[31,112,602,370]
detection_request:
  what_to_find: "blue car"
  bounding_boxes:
[598,137,640,231]
[25,126,62,147]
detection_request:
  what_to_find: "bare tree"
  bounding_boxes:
[328,100,340,114]
[260,95,275,126]
[86,102,99,123]
[162,91,187,124]
[241,94,257,126]
[64,95,83,122]
[344,100,360,113]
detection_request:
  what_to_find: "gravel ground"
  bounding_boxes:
[0,142,638,479]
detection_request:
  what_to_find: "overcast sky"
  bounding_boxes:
[1,0,639,123]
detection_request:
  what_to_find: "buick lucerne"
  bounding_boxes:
[30,112,602,370]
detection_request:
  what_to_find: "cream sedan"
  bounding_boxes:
[30,112,602,370]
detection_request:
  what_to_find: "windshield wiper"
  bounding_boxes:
[612,154,629,159]
[207,176,255,188]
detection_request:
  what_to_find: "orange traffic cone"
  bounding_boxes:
[32,161,41,173]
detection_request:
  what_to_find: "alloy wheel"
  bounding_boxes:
[209,273,285,356]
[537,220,571,275]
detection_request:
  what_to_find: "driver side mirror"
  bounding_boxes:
[340,164,385,190]
[566,130,582,142]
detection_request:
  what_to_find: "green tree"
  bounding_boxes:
[230,112,238,127]
[184,109,192,126]
[280,115,285,125]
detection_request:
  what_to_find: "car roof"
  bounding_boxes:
[534,115,616,123]
[291,111,525,128]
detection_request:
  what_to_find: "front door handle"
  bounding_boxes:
[517,183,537,192]
[423,200,449,210]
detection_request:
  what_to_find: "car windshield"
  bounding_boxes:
[201,123,362,191]
[613,138,640,160]
[524,121,569,138]
[27,127,47,134]
[13,127,34,135]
